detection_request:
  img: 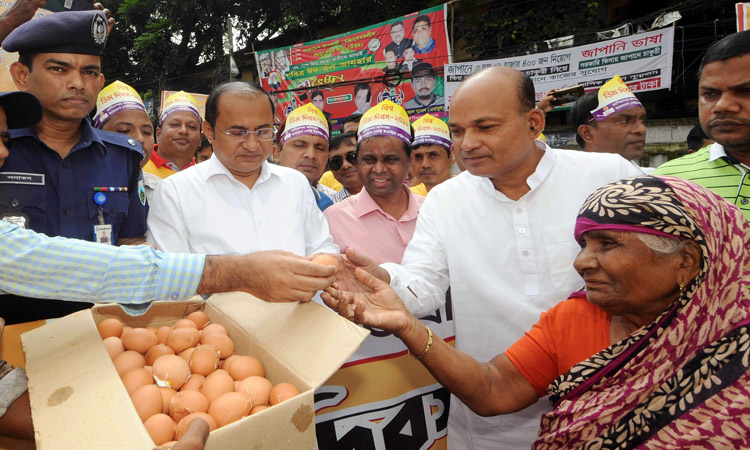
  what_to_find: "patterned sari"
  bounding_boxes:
[534,176,750,449]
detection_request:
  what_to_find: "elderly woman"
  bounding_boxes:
[323,175,750,448]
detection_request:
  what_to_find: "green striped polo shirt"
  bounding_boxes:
[653,145,750,221]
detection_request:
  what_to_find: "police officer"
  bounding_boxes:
[0,10,148,322]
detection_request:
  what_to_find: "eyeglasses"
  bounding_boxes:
[216,126,277,142]
[329,151,358,171]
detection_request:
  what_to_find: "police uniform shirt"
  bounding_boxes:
[0,119,147,242]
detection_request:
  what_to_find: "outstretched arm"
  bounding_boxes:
[322,268,539,416]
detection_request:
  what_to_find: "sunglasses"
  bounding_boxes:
[329,151,358,171]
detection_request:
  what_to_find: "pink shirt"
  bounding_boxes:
[323,186,424,264]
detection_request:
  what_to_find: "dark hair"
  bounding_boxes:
[390,21,405,31]
[205,81,274,128]
[699,30,750,77]
[330,132,357,151]
[343,113,363,126]
[413,15,431,29]
[569,91,599,148]
[354,83,371,102]
[357,135,412,158]
[687,124,710,151]
[199,134,211,149]
[411,62,436,78]
[311,90,324,101]
[18,53,35,71]
[384,44,397,56]
[518,71,535,114]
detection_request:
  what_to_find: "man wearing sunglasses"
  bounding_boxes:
[147,81,337,257]
[328,132,362,203]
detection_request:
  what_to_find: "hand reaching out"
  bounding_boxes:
[330,248,390,294]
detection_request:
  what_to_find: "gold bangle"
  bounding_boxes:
[410,326,433,360]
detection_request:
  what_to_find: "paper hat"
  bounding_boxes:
[159,91,201,126]
[279,103,329,146]
[358,100,411,145]
[411,114,451,150]
[93,81,148,128]
[590,75,643,122]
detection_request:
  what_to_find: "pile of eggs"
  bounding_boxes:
[97,311,300,446]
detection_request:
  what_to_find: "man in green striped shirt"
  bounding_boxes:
[653,31,750,221]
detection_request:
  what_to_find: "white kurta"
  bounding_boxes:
[147,157,338,256]
[382,144,643,449]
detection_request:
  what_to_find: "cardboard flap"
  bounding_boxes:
[207,293,369,388]
[22,310,153,450]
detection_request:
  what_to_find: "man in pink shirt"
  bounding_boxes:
[324,100,424,264]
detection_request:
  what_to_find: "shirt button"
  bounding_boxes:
[518,227,526,234]
[742,198,749,205]
[128,139,137,147]
[171,293,179,300]
[62,162,68,168]
[110,207,117,213]
[11,199,18,207]
[522,250,530,256]
[64,208,71,215]
[516,207,523,214]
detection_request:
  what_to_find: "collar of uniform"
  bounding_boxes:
[202,155,281,187]
[150,146,196,170]
[708,142,728,163]
[9,119,104,154]
[354,184,420,221]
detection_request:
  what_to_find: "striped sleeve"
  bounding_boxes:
[0,221,204,309]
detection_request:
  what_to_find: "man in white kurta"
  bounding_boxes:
[352,67,643,448]
[147,81,337,256]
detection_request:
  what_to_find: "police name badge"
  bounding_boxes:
[94,224,113,245]
[1,212,29,228]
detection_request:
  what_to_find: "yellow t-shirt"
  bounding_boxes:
[409,183,428,197]
[319,170,343,192]
[142,160,177,179]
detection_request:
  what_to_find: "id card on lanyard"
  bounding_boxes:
[92,187,126,244]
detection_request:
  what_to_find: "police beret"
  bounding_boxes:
[0,91,42,129]
[2,10,108,56]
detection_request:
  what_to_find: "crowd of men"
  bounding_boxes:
[0,3,749,449]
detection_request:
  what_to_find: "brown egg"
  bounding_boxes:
[186,311,210,330]
[166,328,200,353]
[220,354,239,370]
[208,392,251,428]
[311,253,339,270]
[180,374,206,391]
[143,413,176,445]
[226,356,264,381]
[114,351,146,377]
[173,319,198,330]
[122,326,133,336]
[144,366,153,375]
[122,328,159,354]
[189,346,220,376]
[103,336,124,360]
[152,355,191,390]
[156,326,172,345]
[200,334,234,359]
[131,384,162,422]
[145,344,176,366]
[250,405,269,415]
[97,318,123,339]
[200,369,234,403]
[269,382,300,406]
[175,413,217,440]
[178,347,196,363]
[145,326,158,335]
[169,390,209,423]
[200,323,228,339]
[159,387,177,414]
[237,376,273,408]
[122,368,154,395]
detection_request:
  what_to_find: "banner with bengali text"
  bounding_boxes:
[444,27,674,108]
[255,5,451,130]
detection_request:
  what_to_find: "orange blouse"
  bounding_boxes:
[505,296,611,397]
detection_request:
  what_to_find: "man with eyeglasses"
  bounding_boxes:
[570,76,648,169]
[147,81,337,257]
[411,15,436,55]
[328,132,362,203]
[404,62,444,110]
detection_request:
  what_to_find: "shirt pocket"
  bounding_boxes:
[542,223,582,291]
[86,190,130,224]
[0,183,47,220]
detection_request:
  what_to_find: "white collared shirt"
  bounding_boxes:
[147,156,338,256]
[382,143,643,449]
